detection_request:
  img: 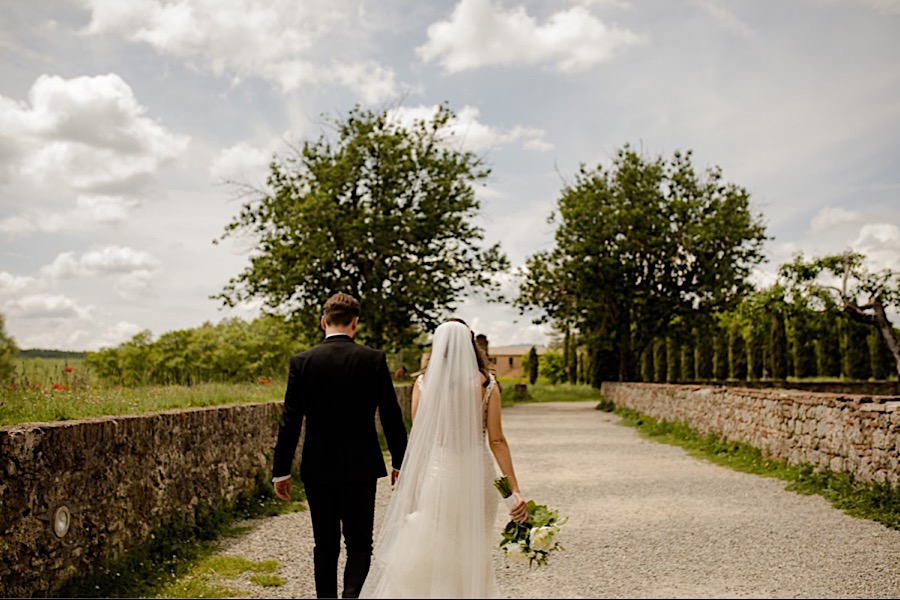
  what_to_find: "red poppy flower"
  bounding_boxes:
[65,366,73,373]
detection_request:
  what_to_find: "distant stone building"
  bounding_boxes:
[486,344,547,379]
[416,338,547,380]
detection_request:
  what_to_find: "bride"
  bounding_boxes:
[359,319,528,598]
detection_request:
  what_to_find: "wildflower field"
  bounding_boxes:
[1,358,285,427]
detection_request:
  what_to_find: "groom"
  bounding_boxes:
[272,292,408,598]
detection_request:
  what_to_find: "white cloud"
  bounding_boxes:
[75,195,141,224]
[79,0,399,102]
[856,0,900,15]
[80,245,161,275]
[417,0,644,73]
[6,316,143,351]
[388,104,552,152]
[695,0,755,38]
[4,293,92,319]
[851,223,900,272]
[332,61,399,105]
[40,252,82,280]
[39,246,162,298]
[0,73,188,192]
[809,206,863,232]
[210,141,275,184]
[0,215,39,237]
[0,194,141,239]
[0,272,38,296]
[93,320,144,349]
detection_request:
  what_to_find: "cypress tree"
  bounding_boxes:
[666,337,680,382]
[640,345,654,382]
[680,343,695,381]
[695,328,713,380]
[816,313,842,378]
[527,346,539,385]
[869,329,892,381]
[713,326,729,380]
[653,338,667,382]
[769,311,788,380]
[747,322,765,380]
[568,332,578,383]
[729,321,748,381]
[840,318,871,380]
[791,313,817,379]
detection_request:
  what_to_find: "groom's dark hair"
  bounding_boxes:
[323,292,360,326]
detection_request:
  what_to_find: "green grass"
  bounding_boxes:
[0,380,286,427]
[499,379,603,406]
[155,556,281,598]
[248,574,287,587]
[12,356,93,378]
[607,402,900,531]
[58,474,306,598]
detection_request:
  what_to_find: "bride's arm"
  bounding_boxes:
[411,376,422,423]
[485,384,528,521]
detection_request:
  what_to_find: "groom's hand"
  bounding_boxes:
[390,469,400,488]
[274,479,291,501]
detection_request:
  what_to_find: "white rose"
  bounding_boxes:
[504,541,531,564]
[529,526,557,552]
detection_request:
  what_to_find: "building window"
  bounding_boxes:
[509,357,514,367]
[490,357,497,364]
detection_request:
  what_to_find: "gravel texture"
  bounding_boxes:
[214,400,900,598]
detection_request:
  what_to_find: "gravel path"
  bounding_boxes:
[214,401,900,598]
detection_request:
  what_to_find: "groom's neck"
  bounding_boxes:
[324,325,356,339]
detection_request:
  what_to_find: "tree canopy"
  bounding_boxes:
[779,250,900,376]
[517,145,768,384]
[215,104,508,352]
[86,315,303,386]
[0,312,17,381]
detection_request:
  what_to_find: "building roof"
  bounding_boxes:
[486,345,548,357]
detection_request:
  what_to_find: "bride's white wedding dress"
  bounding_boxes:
[360,322,500,599]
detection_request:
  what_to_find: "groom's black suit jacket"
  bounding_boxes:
[272,334,407,484]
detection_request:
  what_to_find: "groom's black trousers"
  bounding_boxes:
[304,479,378,599]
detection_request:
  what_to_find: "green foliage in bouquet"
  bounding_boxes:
[493,476,568,568]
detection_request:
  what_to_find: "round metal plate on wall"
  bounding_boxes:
[53,506,71,538]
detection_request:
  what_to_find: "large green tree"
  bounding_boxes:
[0,312,18,381]
[517,145,768,383]
[214,105,508,351]
[780,250,900,377]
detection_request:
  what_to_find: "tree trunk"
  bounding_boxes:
[841,296,900,377]
[872,299,900,377]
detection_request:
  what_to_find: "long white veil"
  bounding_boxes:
[361,320,497,598]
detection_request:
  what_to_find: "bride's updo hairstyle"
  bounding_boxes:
[441,317,491,387]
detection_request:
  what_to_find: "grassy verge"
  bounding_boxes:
[58,474,306,598]
[0,381,285,426]
[602,402,900,531]
[155,555,285,598]
[499,380,603,406]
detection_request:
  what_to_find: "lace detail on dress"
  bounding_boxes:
[482,374,496,437]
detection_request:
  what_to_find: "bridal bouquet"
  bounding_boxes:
[493,476,568,568]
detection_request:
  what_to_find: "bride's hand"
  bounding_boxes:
[510,492,528,523]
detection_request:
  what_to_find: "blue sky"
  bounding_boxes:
[1,0,898,351]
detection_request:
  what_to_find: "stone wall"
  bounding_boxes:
[602,382,900,487]
[700,380,900,396]
[0,385,412,598]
